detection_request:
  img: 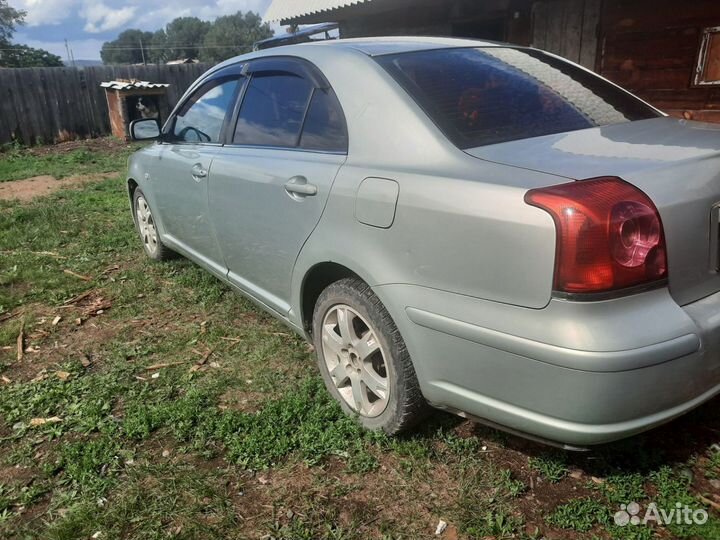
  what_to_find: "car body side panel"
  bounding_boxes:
[153,144,228,278]
[208,147,345,314]
[290,160,559,333]
[285,46,566,320]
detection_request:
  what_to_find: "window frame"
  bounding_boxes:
[225,56,349,155]
[694,26,720,87]
[162,63,246,146]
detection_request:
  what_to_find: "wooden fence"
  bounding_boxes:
[0,63,212,145]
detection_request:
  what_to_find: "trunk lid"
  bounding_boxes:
[467,117,720,306]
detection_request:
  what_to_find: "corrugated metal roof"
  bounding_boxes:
[265,0,375,22]
[100,80,170,90]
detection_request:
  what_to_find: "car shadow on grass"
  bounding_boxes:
[440,395,720,538]
[442,393,720,474]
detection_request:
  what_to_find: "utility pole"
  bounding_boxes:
[139,37,147,65]
[64,39,71,66]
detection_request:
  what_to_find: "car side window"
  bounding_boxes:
[299,88,348,153]
[233,72,313,148]
[172,76,239,144]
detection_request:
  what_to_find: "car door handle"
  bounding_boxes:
[191,163,207,180]
[284,176,317,198]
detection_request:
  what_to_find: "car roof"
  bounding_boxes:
[204,36,516,89]
[298,35,509,56]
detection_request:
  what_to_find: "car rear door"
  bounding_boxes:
[153,66,243,277]
[208,57,348,314]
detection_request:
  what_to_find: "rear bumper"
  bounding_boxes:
[375,284,720,446]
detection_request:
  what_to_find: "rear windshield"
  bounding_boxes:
[376,47,661,149]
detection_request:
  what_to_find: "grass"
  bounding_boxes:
[1,142,720,539]
[528,453,568,483]
[0,138,136,183]
[546,497,609,532]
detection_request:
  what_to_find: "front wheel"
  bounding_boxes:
[133,189,175,261]
[312,278,427,434]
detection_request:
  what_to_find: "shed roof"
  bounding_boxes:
[100,80,170,90]
[264,0,376,22]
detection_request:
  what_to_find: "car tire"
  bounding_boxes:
[312,277,427,434]
[132,188,175,261]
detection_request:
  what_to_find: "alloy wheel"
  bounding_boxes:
[321,304,390,417]
[135,195,158,256]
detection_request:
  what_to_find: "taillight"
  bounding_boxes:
[525,177,667,295]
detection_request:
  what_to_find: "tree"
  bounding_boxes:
[200,11,272,63]
[0,0,24,44]
[100,29,153,65]
[0,1,64,67]
[164,17,210,61]
[0,43,62,67]
[148,29,169,64]
[99,10,273,66]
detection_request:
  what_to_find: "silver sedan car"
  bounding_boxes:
[127,37,720,448]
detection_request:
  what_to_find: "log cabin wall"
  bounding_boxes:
[302,0,720,122]
[597,0,720,122]
[531,0,601,69]
[338,0,526,42]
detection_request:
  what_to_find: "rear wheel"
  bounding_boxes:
[133,189,175,261]
[312,277,427,434]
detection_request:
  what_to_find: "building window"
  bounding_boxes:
[695,26,720,86]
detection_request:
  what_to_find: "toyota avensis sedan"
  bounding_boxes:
[127,36,720,448]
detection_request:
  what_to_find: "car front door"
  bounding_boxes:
[208,58,348,314]
[153,68,243,277]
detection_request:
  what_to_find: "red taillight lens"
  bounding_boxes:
[525,177,667,294]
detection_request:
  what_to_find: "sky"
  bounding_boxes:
[10,0,276,61]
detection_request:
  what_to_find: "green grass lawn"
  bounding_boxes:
[1,143,720,539]
[0,139,138,183]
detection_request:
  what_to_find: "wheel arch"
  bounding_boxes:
[300,262,364,334]
[127,178,139,221]
[127,177,139,203]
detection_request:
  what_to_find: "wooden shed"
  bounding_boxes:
[265,0,720,122]
[100,80,170,140]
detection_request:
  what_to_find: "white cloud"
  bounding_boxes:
[12,0,275,60]
[82,1,137,33]
[15,0,272,31]
[132,0,272,31]
[201,0,269,18]
[130,5,194,30]
[14,0,79,26]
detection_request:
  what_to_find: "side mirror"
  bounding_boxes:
[130,118,161,141]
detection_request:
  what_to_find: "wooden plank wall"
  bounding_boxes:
[531,0,601,69]
[598,0,720,121]
[0,63,211,145]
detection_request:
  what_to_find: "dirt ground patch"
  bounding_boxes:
[23,137,131,157]
[0,172,117,202]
